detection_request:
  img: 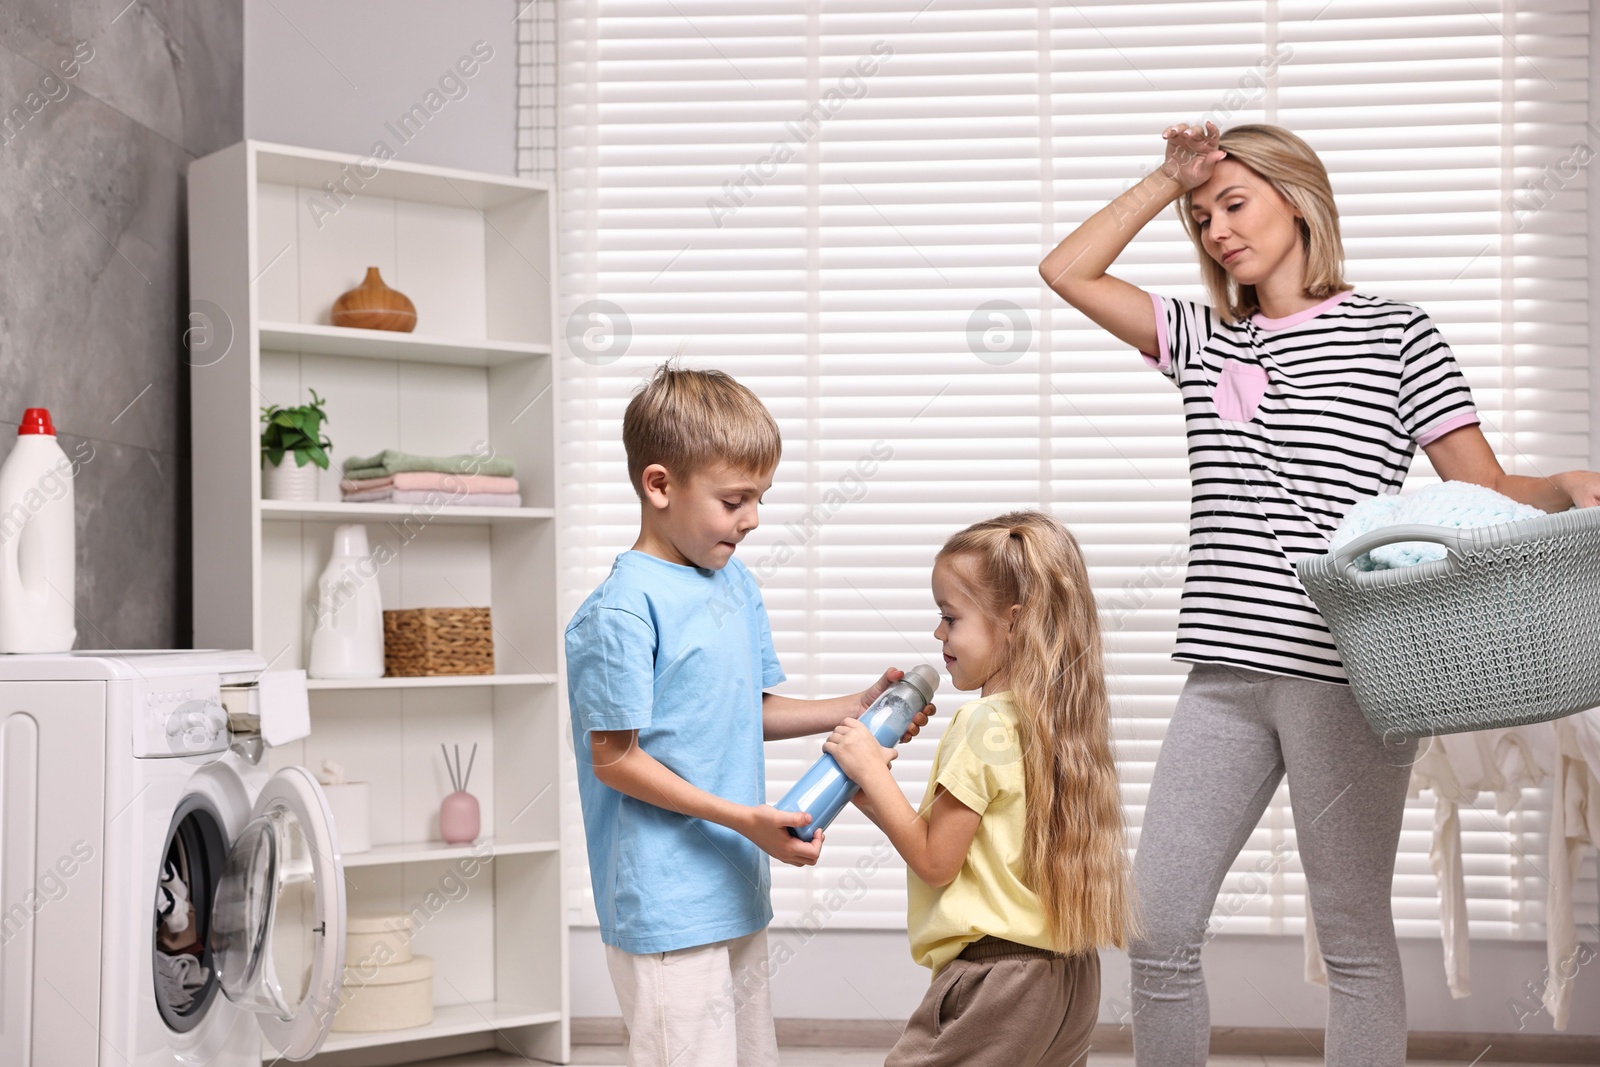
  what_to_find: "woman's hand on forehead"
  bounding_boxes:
[1161,120,1227,190]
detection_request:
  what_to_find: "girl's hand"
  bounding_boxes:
[1554,470,1600,508]
[1160,121,1227,190]
[825,717,896,785]
[854,666,938,743]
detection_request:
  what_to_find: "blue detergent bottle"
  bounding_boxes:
[775,665,940,841]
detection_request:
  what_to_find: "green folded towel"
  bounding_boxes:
[342,449,515,480]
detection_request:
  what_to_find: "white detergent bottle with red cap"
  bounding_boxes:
[0,408,76,652]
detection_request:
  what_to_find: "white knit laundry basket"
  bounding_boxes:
[1296,507,1600,739]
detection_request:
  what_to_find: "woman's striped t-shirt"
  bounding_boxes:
[1141,289,1480,684]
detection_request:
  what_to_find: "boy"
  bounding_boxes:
[565,363,929,1067]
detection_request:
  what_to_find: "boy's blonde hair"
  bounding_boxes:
[939,509,1138,954]
[1176,123,1349,323]
[622,362,782,497]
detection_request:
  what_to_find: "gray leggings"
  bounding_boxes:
[1128,663,1415,1066]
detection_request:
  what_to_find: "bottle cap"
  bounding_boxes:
[18,408,55,436]
[330,524,371,557]
[900,664,940,705]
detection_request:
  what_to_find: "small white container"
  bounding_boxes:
[332,954,433,1033]
[321,782,371,853]
[345,913,412,967]
[262,457,318,500]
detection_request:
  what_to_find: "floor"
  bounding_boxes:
[434,1049,1560,1067]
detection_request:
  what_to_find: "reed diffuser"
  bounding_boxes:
[438,742,480,845]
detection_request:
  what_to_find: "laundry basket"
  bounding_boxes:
[1296,507,1600,739]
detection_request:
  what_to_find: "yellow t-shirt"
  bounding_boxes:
[906,691,1052,974]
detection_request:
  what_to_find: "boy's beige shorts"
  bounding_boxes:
[606,928,779,1067]
[886,936,1100,1067]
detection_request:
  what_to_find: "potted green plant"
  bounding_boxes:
[260,389,332,501]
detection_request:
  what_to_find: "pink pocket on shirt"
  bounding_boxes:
[1215,359,1270,423]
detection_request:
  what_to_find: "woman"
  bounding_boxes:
[1038,121,1600,1065]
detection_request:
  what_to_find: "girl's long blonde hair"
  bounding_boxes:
[939,509,1136,953]
[1176,123,1349,323]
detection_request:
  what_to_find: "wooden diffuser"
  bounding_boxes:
[331,267,417,332]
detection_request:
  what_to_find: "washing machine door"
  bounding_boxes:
[210,765,346,1060]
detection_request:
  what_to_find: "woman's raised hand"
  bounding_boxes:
[1161,121,1227,190]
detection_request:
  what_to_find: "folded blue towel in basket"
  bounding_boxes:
[1329,482,1546,571]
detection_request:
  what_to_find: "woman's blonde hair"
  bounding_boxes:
[1177,124,1348,322]
[938,510,1137,953]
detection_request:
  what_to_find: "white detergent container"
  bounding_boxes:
[309,523,385,678]
[0,407,76,653]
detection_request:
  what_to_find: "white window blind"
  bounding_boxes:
[548,0,1595,941]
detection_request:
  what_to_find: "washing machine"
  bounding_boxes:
[0,650,347,1066]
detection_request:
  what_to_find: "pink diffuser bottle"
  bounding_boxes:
[439,743,480,845]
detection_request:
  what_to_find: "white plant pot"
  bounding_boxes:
[262,458,319,501]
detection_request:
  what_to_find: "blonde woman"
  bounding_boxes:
[827,510,1135,1066]
[1038,122,1600,1064]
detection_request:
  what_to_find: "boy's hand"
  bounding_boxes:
[826,717,896,785]
[855,666,938,743]
[741,805,825,866]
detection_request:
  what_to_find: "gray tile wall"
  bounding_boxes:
[0,0,242,649]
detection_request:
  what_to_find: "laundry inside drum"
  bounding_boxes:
[153,796,226,1031]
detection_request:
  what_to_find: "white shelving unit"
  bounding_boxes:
[188,140,567,1065]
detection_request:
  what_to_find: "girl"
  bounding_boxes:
[1037,121,1600,1065]
[825,510,1135,1067]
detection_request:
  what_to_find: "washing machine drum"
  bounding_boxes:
[159,765,347,1061]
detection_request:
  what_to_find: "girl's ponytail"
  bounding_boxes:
[939,510,1137,953]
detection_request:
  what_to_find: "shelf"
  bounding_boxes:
[342,839,559,868]
[299,1002,562,1056]
[252,139,551,208]
[307,673,555,691]
[260,321,551,367]
[260,499,554,524]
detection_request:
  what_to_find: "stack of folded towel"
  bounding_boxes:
[340,450,521,507]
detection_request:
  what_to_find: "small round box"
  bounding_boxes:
[344,912,412,967]
[331,953,434,1033]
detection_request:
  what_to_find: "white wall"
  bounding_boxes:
[244,0,517,175]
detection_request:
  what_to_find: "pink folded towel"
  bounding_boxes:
[341,489,524,508]
[339,472,519,495]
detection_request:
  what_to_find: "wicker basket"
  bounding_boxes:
[383,608,494,677]
[1296,508,1600,739]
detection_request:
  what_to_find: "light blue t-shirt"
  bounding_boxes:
[565,550,785,954]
